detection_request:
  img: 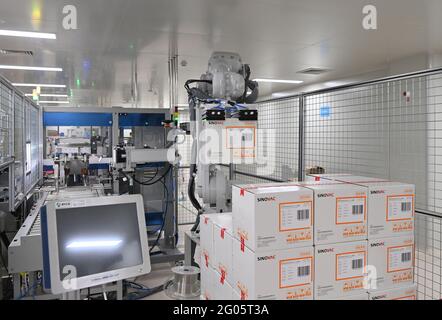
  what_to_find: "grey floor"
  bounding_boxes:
[137,224,193,300]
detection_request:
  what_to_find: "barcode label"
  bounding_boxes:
[297,265,310,277]
[401,202,412,212]
[352,258,363,269]
[352,204,364,215]
[280,258,312,288]
[388,245,413,272]
[387,195,414,221]
[297,209,310,221]
[336,252,366,280]
[401,252,411,262]
[242,132,254,142]
[336,197,366,224]
[280,202,312,231]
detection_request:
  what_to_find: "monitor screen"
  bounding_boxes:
[55,202,143,279]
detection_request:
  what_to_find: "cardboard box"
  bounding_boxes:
[200,213,231,268]
[232,237,314,300]
[200,214,215,268]
[232,183,314,252]
[212,214,234,286]
[309,176,415,239]
[211,268,234,300]
[200,253,214,300]
[368,236,414,290]
[296,181,368,245]
[232,290,241,300]
[315,241,368,299]
[348,180,414,239]
[368,284,417,300]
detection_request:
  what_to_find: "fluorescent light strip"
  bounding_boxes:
[26,93,68,98]
[0,29,56,39]
[253,78,304,84]
[0,65,62,72]
[39,100,69,104]
[66,240,122,249]
[12,83,66,88]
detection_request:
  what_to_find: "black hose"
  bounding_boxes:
[244,80,259,104]
[184,79,212,95]
[0,232,9,273]
[240,64,251,102]
[186,90,204,231]
[119,164,171,186]
[135,167,159,184]
[0,231,10,248]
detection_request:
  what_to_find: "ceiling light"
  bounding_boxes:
[272,92,293,98]
[12,83,66,88]
[254,78,304,84]
[42,94,69,98]
[0,29,56,39]
[0,65,62,72]
[25,93,69,98]
[39,100,70,104]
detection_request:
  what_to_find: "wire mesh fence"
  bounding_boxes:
[415,212,442,300]
[177,110,198,225]
[0,81,13,165]
[14,92,24,198]
[302,71,442,300]
[236,98,299,182]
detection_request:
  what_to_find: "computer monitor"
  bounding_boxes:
[41,194,151,294]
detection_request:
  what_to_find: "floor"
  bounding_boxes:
[137,224,194,300]
[137,263,175,300]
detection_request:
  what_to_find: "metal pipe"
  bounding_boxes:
[233,169,288,183]
[298,95,305,182]
[415,209,442,219]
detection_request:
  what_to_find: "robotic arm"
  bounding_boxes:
[185,52,259,230]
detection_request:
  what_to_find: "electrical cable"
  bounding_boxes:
[149,178,169,253]
[119,163,171,186]
[0,251,9,274]
[124,281,165,300]
[135,166,159,184]
[185,84,204,232]
[0,232,10,273]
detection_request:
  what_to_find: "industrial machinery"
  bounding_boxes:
[42,107,183,264]
[184,52,259,230]
[43,108,115,191]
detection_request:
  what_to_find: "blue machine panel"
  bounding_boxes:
[119,113,165,128]
[43,112,113,127]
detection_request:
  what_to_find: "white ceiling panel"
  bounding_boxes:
[0,0,440,107]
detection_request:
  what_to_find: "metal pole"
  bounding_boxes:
[9,91,15,212]
[298,95,305,182]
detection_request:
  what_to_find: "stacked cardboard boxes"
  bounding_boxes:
[199,175,416,300]
[199,213,236,300]
[308,174,416,299]
[296,180,369,300]
[231,183,315,300]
